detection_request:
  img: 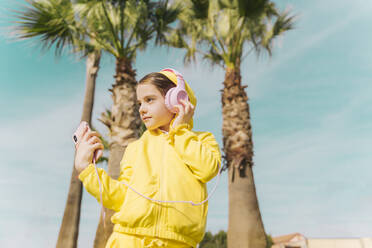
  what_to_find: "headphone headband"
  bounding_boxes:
[160,68,185,88]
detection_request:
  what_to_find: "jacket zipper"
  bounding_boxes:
[156,135,165,234]
[156,170,161,234]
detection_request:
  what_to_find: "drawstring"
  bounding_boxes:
[141,237,166,247]
[93,156,106,230]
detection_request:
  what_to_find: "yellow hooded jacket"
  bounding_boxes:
[78,71,222,247]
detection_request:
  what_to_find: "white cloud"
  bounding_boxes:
[242,0,372,100]
[0,91,106,247]
[253,82,372,237]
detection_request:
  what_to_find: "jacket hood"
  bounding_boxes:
[148,69,197,135]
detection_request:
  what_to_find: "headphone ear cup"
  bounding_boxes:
[166,88,189,113]
[162,68,190,113]
[165,87,189,113]
[165,87,176,113]
[176,89,189,104]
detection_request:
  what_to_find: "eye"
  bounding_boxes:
[137,98,153,106]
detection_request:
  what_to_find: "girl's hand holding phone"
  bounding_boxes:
[74,124,104,174]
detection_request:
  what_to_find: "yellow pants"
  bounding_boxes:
[105,232,194,248]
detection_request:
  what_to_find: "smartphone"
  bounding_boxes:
[72,121,102,162]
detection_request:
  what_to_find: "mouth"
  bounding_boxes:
[143,117,151,121]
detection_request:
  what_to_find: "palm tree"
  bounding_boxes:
[13,0,178,247]
[169,0,295,247]
[11,1,104,247]
[70,0,180,246]
[56,50,103,248]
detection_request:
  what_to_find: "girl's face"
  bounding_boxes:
[136,83,175,132]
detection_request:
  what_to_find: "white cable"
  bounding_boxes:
[93,156,106,229]
[94,159,222,207]
[119,161,222,206]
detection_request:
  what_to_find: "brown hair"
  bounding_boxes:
[137,72,176,97]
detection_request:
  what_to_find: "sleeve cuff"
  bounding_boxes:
[78,163,95,182]
[166,123,191,144]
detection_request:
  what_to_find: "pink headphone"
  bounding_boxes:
[160,68,190,113]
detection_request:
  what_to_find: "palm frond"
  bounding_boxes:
[150,0,181,45]
[12,0,84,56]
[202,46,224,68]
[173,0,296,68]
[261,8,296,56]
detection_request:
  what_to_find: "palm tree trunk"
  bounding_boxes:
[94,57,141,248]
[56,50,101,248]
[222,67,267,248]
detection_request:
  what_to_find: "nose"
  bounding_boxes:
[139,104,147,115]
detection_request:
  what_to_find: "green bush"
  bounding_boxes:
[266,233,274,248]
[199,230,227,248]
[199,231,273,248]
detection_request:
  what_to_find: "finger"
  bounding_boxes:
[96,149,103,160]
[180,99,188,106]
[84,131,101,141]
[93,136,101,143]
[184,101,190,113]
[91,131,101,137]
[185,99,193,113]
[184,99,192,107]
[88,136,101,144]
[93,142,104,150]
[177,104,185,116]
[182,99,193,112]
[83,130,91,142]
[89,143,104,154]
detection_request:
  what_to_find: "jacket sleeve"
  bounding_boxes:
[166,123,222,183]
[78,143,134,212]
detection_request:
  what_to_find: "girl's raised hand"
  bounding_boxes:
[74,126,104,174]
[172,99,195,129]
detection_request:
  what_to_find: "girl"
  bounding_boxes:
[74,68,222,248]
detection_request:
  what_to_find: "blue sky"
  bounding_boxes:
[1,0,372,247]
